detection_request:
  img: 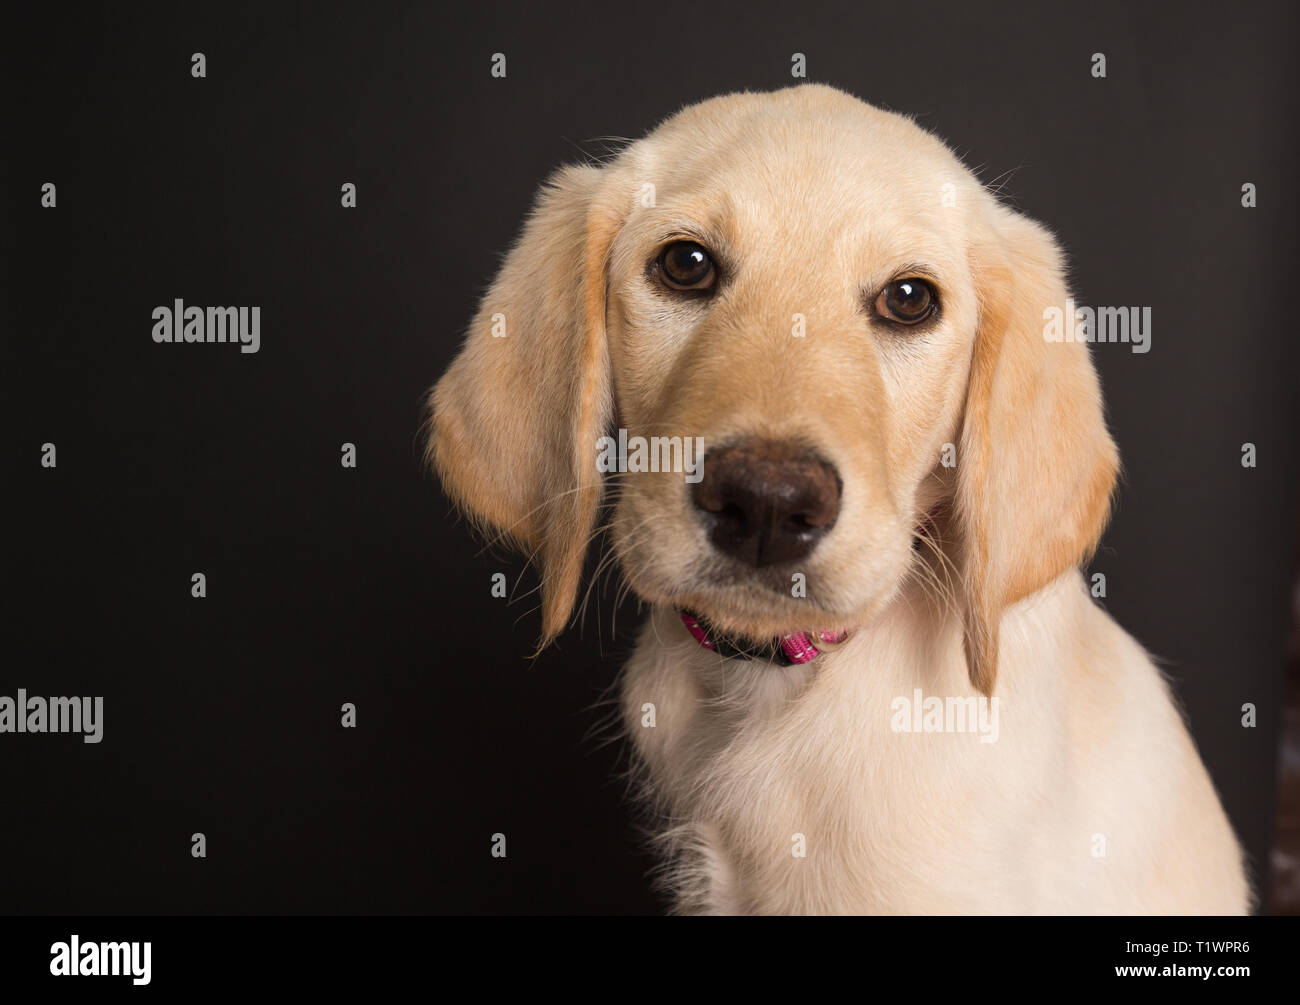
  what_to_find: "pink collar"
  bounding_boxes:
[678,610,848,666]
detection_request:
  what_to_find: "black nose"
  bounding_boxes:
[691,441,841,566]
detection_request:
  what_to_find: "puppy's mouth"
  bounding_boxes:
[624,505,945,663]
[677,609,849,667]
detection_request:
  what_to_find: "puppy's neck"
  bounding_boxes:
[646,568,1085,719]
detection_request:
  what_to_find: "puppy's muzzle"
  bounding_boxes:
[691,440,841,566]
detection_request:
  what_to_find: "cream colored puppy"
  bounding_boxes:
[428,84,1249,914]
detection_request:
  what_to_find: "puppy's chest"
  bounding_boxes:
[670,734,1007,914]
[626,644,1015,913]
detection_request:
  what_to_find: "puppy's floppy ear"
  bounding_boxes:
[427,164,625,647]
[957,205,1120,696]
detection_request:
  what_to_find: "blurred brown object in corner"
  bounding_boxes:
[1269,510,1300,914]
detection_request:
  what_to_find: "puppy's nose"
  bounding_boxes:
[691,441,841,566]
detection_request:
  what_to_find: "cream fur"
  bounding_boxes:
[427,84,1250,914]
[621,572,1247,913]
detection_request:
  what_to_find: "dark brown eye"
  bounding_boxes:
[659,241,716,291]
[875,277,938,325]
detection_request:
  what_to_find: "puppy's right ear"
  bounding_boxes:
[426,164,625,648]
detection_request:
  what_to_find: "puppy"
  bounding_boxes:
[427,84,1249,914]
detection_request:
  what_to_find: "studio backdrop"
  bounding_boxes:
[6,0,1298,913]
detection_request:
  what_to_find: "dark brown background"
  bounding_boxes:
[5,0,1298,913]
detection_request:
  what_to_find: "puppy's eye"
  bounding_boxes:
[658,241,716,291]
[875,278,938,325]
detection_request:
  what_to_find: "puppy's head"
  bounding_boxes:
[427,84,1118,695]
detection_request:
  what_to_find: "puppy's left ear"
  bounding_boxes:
[956,204,1120,696]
